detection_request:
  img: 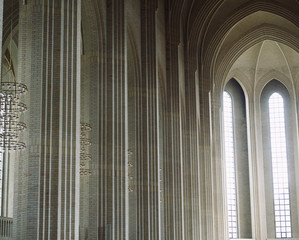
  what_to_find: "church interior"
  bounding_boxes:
[0,0,298,239]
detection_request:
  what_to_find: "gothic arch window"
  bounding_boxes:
[223,91,238,238]
[268,92,291,238]
[223,79,252,239]
[261,80,299,238]
[222,78,299,239]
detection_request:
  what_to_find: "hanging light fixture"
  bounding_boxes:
[80,122,92,176]
[0,80,27,151]
[127,149,134,192]
[0,3,27,152]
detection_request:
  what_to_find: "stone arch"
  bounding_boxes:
[215,26,298,90]
[207,6,299,239]
[256,70,295,102]
[224,70,252,100]
[203,2,298,72]
[81,0,104,55]
[259,79,299,238]
[127,24,141,87]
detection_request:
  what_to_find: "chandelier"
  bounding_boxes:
[0,2,27,153]
[128,149,134,192]
[0,65,27,152]
[80,122,92,176]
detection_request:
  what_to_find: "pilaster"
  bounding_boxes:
[164,5,183,239]
[135,1,160,240]
[14,1,81,239]
[98,0,128,239]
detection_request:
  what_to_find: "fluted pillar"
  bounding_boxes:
[98,0,128,239]
[136,1,160,239]
[164,6,183,240]
[14,1,81,239]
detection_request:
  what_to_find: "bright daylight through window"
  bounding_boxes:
[223,91,238,239]
[269,92,292,238]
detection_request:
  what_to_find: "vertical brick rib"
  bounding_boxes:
[164,3,183,239]
[102,0,127,239]
[137,1,159,240]
[80,1,100,237]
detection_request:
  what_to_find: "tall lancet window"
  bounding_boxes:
[269,93,292,238]
[223,91,238,239]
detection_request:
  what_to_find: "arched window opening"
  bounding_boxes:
[223,91,238,239]
[261,80,299,238]
[223,79,252,239]
[269,92,292,238]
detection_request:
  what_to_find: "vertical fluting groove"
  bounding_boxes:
[186,68,201,240]
[58,0,65,238]
[199,78,214,239]
[70,0,74,236]
[106,0,113,238]
[99,7,107,236]
[165,8,172,240]
[40,1,48,238]
[63,0,69,237]
[74,0,80,237]
[136,19,144,238]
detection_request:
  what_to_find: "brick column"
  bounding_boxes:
[14,1,81,239]
[136,1,161,239]
[98,0,128,239]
